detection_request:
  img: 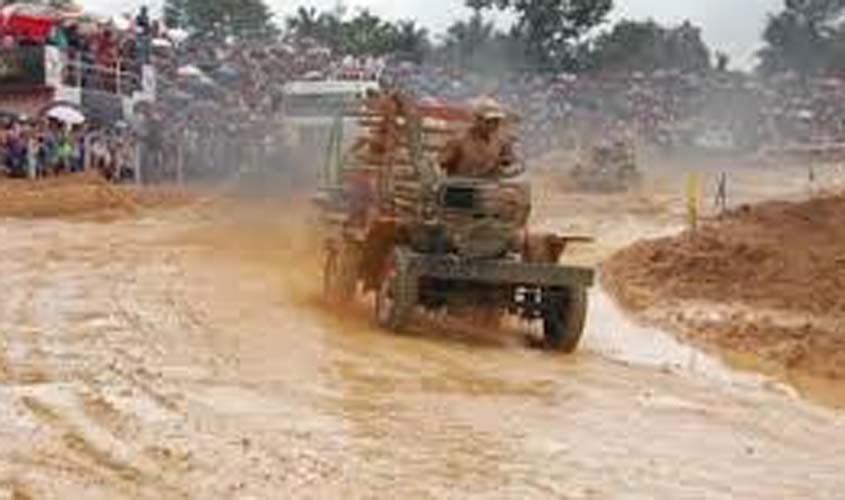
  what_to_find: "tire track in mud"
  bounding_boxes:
[0,479,35,500]
[95,230,334,497]
[2,201,845,498]
[18,394,187,499]
[0,222,197,498]
[303,298,593,495]
[2,248,53,386]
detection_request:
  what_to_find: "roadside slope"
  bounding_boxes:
[0,172,191,218]
[604,195,845,406]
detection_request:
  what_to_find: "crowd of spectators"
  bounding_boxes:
[389,64,845,158]
[0,2,157,182]
[1,114,135,181]
[6,0,845,185]
[0,2,158,95]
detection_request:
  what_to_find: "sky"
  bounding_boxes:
[80,0,784,68]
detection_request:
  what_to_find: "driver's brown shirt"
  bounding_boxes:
[440,129,514,177]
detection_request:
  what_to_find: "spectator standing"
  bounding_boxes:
[136,7,152,64]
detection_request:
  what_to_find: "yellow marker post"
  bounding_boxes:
[686,172,702,231]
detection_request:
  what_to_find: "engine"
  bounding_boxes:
[435,178,531,259]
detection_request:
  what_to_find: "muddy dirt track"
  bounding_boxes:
[1,165,844,499]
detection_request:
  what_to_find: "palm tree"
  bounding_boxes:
[316,11,345,52]
[285,6,320,41]
[342,9,396,57]
[393,20,430,63]
[444,13,495,67]
[465,0,487,15]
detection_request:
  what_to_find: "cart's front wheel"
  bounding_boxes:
[543,287,588,353]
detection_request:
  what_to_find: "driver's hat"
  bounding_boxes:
[471,96,507,121]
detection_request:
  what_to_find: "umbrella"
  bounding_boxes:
[210,64,241,85]
[177,65,203,77]
[47,105,86,125]
[164,89,194,104]
[111,14,131,31]
[168,28,189,43]
[152,37,173,49]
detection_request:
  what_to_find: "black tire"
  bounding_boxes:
[543,287,588,353]
[375,249,414,331]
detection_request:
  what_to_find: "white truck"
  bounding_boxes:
[280,78,380,152]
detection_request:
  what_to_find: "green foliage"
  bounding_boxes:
[285,7,429,61]
[342,9,399,57]
[163,0,278,40]
[437,13,526,73]
[443,13,495,64]
[588,20,712,74]
[393,21,431,64]
[470,0,614,69]
[757,0,845,76]
[279,2,716,76]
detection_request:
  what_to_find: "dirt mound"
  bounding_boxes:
[0,172,192,218]
[606,195,845,314]
[604,195,845,405]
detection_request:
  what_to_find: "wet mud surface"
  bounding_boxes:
[0,163,843,498]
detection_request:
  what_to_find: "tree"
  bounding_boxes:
[162,0,278,40]
[588,19,712,74]
[164,0,188,29]
[438,14,526,73]
[757,0,845,76]
[715,51,730,72]
[284,6,321,40]
[341,9,397,57]
[472,0,614,70]
[392,20,431,63]
[284,7,427,58]
[443,13,496,66]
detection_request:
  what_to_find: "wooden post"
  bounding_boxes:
[134,141,143,185]
[715,171,728,213]
[686,171,702,231]
[176,140,184,186]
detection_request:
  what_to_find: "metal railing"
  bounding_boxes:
[0,46,144,97]
[61,55,143,97]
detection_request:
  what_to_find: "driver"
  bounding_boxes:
[439,98,516,178]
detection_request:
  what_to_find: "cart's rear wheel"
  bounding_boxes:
[543,286,588,353]
[375,251,413,331]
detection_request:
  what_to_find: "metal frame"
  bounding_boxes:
[408,253,595,288]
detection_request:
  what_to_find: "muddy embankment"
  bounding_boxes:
[0,172,193,219]
[604,194,845,407]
